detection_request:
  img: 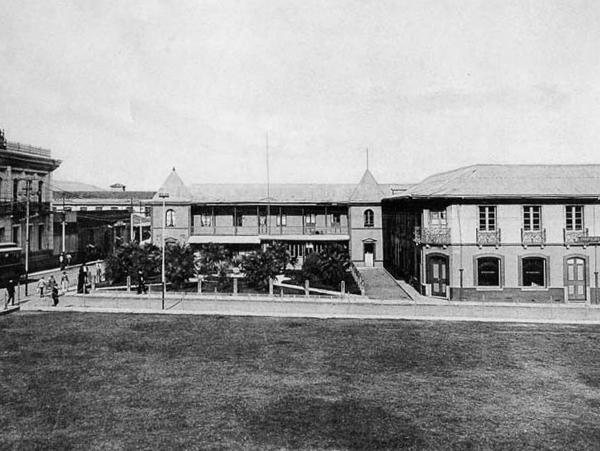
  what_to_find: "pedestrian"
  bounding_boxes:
[59,252,65,271]
[77,264,88,294]
[60,271,69,293]
[37,277,47,298]
[52,283,59,306]
[95,261,102,282]
[66,253,72,266]
[5,279,15,308]
[137,270,147,294]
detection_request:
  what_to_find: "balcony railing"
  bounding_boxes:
[564,228,589,246]
[521,228,546,247]
[414,226,451,246]
[193,225,349,236]
[476,229,501,247]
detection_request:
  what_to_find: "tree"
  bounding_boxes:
[165,242,196,289]
[241,248,279,290]
[105,242,160,285]
[268,241,298,273]
[194,243,231,276]
[318,244,350,287]
[301,251,323,284]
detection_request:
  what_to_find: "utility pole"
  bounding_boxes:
[139,200,143,243]
[20,178,34,296]
[61,195,66,254]
[159,191,170,310]
[130,198,134,243]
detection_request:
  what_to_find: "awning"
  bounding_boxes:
[188,235,261,245]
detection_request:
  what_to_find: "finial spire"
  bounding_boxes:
[366,148,369,170]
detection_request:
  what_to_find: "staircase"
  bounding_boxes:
[356,267,412,301]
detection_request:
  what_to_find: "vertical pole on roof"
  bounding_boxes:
[266,132,271,236]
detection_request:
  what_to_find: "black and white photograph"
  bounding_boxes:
[2,1,600,449]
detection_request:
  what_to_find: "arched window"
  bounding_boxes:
[166,209,176,227]
[477,257,501,287]
[521,256,547,287]
[364,209,374,227]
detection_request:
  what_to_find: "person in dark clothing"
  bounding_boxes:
[77,264,88,294]
[52,284,59,306]
[137,270,147,294]
[5,280,15,308]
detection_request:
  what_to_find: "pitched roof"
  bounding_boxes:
[53,180,107,192]
[349,170,386,203]
[152,168,192,201]
[392,164,600,199]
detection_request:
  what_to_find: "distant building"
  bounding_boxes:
[0,132,61,271]
[149,168,407,268]
[383,164,600,303]
[52,183,154,261]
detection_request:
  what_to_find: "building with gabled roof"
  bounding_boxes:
[150,168,409,268]
[383,164,600,303]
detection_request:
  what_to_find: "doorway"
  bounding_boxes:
[427,255,449,297]
[363,242,375,267]
[566,257,586,301]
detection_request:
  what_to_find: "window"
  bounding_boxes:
[13,179,19,201]
[80,207,88,211]
[429,209,446,227]
[479,206,496,231]
[259,215,267,227]
[331,213,341,225]
[38,181,43,203]
[477,257,500,286]
[95,206,103,211]
[364,209,374,227]
[522,257,546,287]
[566,206,583,231]
[200,213,212,227]
[166,209,176,227]
[276,213,287,227]
[305,213,317,226]
[523,206,541,231]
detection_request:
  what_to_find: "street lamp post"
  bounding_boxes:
[158,191,170,310]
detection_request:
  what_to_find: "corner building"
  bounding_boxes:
[383,165,600,303]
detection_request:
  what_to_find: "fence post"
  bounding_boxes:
[305,280,310,297]
[269,278,274,296]
[126,276,131,292]
[340,281,345,298]
[233,277,238,295]
[91,275,96,291]
[198,278,202,293]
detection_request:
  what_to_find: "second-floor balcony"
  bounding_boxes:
[476,229,501,247]
[521,228,546,247]
[564,228,589,247]
[193,224,349,237]
[414,226,451,246]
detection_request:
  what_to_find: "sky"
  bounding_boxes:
[1,0,600,191]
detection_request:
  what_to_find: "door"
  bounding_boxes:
[364,242,375,267]
[566,257,586,301]
[428,255,448,297]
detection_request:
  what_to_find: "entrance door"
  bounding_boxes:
[566,257,586,301]
[364,243,375,267]
[428,256,448,297]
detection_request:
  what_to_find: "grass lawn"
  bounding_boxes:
[2,314,600,450]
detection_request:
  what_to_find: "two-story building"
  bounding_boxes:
[0,129,61,271]
[383,164,600,303]
[150,168,406,268]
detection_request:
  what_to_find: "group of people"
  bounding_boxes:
[37,271,70,306]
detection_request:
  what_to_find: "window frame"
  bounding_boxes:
[520,255,548,288]
[364,209,375,227]
[166,209,176,227]
[478,206,496,231]
[276,213,287,227]
[565,205,584,231]
[475,256,502,287]
[523,206,542,231]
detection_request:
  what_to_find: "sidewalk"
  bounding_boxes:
[16,288,600,324]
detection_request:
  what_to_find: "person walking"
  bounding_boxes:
[51,283,59,306]
[37,277,47,298]
[77,264,88,294]
[137,270,147,294]
[59,253,65,271]
[4,280,15,308]
[60,271,69,293]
